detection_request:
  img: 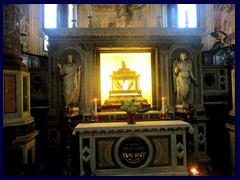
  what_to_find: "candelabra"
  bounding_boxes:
[87,16,93,27]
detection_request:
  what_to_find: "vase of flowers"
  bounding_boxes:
[120,99,150,124]
[127,112,136,124]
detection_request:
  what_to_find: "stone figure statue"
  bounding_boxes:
[57,54,81,109]
[173,52,196,105]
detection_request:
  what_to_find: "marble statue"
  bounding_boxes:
[173,52,196,105]
[57,54,81,109]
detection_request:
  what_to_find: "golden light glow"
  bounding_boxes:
[100,53,152,105]
[190,167,200,176]
[122,80,128,90]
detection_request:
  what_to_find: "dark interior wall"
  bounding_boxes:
[204,104,231,176]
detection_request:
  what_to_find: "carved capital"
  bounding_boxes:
[158,44,171,51]
[82,44,94,51]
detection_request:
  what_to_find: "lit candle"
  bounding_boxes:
[94,99,97,115]
[88,4,92,16]
[185,10,188,23]
[162,97,165,114]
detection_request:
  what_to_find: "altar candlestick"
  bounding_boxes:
[72,4,76,20]
[88,4,92,16]
[162,97,165,114]
[94,99,97,115]
[185,11,188,23]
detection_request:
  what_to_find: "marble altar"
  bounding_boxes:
[73,120,193,176]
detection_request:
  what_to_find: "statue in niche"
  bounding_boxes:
[57,54,81,113]
[173,52,196,105]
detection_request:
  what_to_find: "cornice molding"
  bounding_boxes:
[42,27,208,39]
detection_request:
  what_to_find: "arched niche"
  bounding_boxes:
[168,46,195,107]
[56,47,84,109]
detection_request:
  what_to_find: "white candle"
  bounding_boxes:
[171,7,175,21]
[72,4,76,20]
[94,99,97,115]
[58,11,61,23]
[88,4,92,16]
[156,5,159,17]
[185,11,188,22]
[162,97,165,114]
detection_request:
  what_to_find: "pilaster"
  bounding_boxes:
[3,4,38,165]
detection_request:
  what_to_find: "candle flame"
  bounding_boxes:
[190,168,199,175]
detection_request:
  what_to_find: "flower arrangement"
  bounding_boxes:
[120,99,150,114]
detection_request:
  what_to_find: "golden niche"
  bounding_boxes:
[104,61,148,106]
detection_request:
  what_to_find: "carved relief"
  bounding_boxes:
[91,4,147,28]
[116,4,147,27]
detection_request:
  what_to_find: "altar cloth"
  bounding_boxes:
[72,120,194,135]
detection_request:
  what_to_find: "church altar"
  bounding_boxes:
[43,27,209,166]
[73,120,193,176]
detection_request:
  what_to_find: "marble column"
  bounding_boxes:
[3,4,26,70]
